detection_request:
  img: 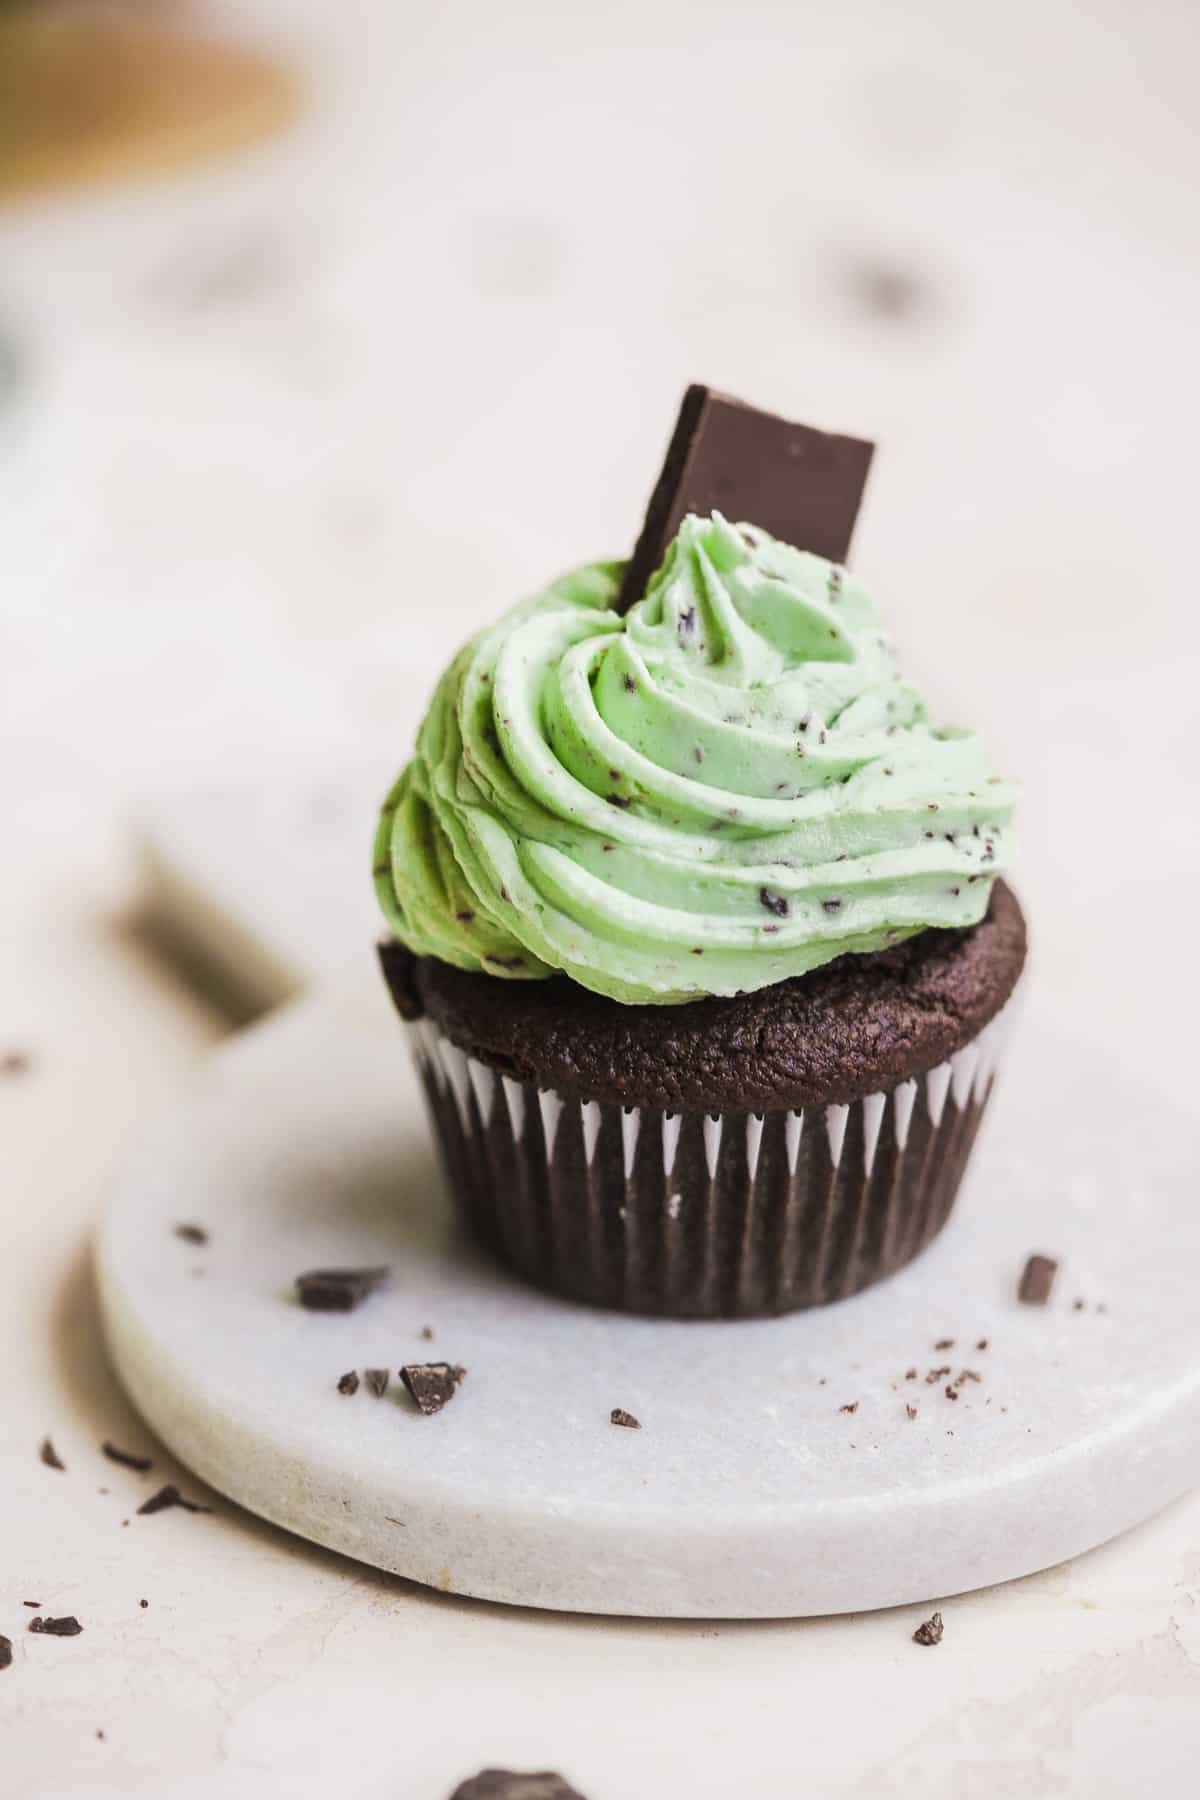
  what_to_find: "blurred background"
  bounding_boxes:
[3,0,1199,1056]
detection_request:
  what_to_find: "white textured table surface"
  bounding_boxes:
[3,0,1200,1794]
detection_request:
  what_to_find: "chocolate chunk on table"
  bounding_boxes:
[609,1408,640,1429]
[449,1772,589,1800]
[137,1483,211,1516]
[101,1441,153,1472]
[363,1368,390,1398]
[39,1437,65,1471]
[29,1615,83,1637]
[616,383,874,613]
[399,1362,466,1416]
[336,1371,360,1396]
[1018,1254,1059,1306]
[0,1635,11,1670]
[912,1610,944,1646]
[294,1266,390,1312]
[173,1222,209,1246]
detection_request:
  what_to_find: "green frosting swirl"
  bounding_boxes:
[374,513,1016,1004]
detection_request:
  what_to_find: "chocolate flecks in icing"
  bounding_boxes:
[822,898,843,914]
[759,887,789,917]
[606,794,632,809]
[622,674,637,692]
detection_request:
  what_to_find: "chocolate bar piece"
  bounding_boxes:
[616,384,874,612]
[399,1362,466,1416]
[294,1266,390,1313]
[1018,1254,1059,1306]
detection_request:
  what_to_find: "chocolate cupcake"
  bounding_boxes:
[373,401,1023,1317]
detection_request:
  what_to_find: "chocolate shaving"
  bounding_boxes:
[399,1362,466,1416]
[137,1484,211,1517]
[905,1405,918,1421]
[39,1437,65,1471]
[1018,1254,1058,1306]
[29,1615,83,1637]
[912,1611,944,1647]
[101,1442,153,1472]
[616,384,874,613]
[337,1371,360,1395]
[173,1223,209,1246]
[610,1408,641,1429]
[449,1773,589,1800]
[925,1366,951,1385]
[295,1266,390,1313]
[839,1401,859,1415]
[363,1368,390,1398]
[934,1337,955,1350]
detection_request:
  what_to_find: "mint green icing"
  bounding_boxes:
[374,513,1016,1004]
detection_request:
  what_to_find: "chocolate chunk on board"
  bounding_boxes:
[39,1437,65,1471]
[399,1362,466,1416]
[337,1371,360,1395]
[912,1610,944,1646]
[449,1772,589,1800]
[295,1266,390,1313]
[137,1484,211,1516]
[29,1615,83,1637]
[0,1635,11,1670]
[102,1441,153,1472]
[363,1368,390,1398]
[610,1408,640,1429]
[616,383,875,613]
[1018,1254,1059,1306]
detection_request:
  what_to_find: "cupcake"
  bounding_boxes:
[373,406,1023,1318]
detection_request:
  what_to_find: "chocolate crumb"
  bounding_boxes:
[1073,1298,1086,1312]
[295,1266,390,1313]
[455,910,476,923]
[944,1385,959,1401]
[956,1370,982,1384]
[913,1611,944,1647]
[822,897,843,914]
[449,1772,588,1800]
[906,1405,918,1421]
[0,1636,11,1671]
[1018,1254,1058,1306]
[606,793,632,809]
[610,1408,641,1429]
[364,1368,390,1398]
[934,1338,955,1350]
[102,1442,153,1473]
[420,1325,434,1341]
[925,1366,951,1384]
[139,1599,148,1609]
[839,1401,859,1415]
[173,1223,208,1246]
[623,674,637,692]
[29,1616,83,1637]
[976,1338,989,1351]
[96,1730,105,1740]
[22,1602,39,1608]
[758,886,789,917]
[137,1484,211,1517]
[904,1367,918,1381]
[400,1362,466,1416]
[337,1371,360,1395]
[39,1437,65,1471]
[1,1049,32,1077]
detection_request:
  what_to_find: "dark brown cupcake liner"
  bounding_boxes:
[406,1000,1016,1319]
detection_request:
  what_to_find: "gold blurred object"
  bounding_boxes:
[0,7,301,205]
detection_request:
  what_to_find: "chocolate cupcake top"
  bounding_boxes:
[374,513,1015,1005]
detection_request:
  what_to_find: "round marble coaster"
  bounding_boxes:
[96,981,1200,1619]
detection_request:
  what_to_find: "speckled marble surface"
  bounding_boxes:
[4,0,1200,1793]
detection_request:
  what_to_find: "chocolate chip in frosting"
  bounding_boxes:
[758,887,789,917]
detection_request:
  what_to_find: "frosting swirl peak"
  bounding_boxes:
[374,514,1015,1004]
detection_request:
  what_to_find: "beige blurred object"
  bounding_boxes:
[0,1,301,204]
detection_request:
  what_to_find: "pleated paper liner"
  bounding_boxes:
[406,1000,1016,1319]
